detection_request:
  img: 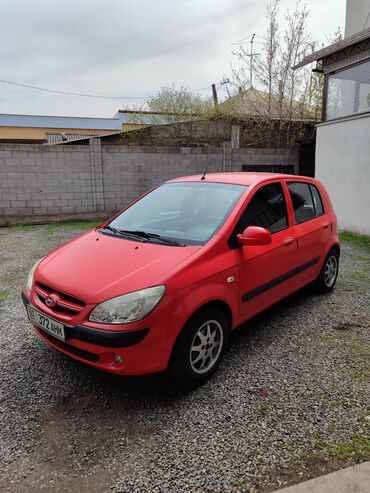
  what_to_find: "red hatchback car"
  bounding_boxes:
[22,173,339,384]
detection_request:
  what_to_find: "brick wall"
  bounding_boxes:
[0,140,298,225]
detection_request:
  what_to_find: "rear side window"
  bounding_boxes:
[237,183,288,234]
[310,185,324,216]
[288,182,324,224]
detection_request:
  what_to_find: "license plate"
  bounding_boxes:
[27,306,65,342]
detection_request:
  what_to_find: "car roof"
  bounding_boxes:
[166,172,306,186]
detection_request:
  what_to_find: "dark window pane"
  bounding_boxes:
[310,185,324,216]
[288,182,315,223]
[326,59,370,120]
[237,183,288,234]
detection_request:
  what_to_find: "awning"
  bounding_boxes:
[293,27,370,69]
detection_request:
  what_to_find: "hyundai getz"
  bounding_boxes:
[22,173,339,384]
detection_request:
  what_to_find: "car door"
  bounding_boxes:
[230,180,299,325]
[286,181,331,284]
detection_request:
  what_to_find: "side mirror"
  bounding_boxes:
[237,226,272,246]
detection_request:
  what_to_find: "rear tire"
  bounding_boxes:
[168,306,229,386]
[314,249,339,293]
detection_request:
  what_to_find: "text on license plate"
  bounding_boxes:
[27,306,65,342]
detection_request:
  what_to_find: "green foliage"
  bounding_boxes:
[147,84,214,123]
[327,433,370,461]
[339,231,370,254]
[45,221,102,234]
[8,224,34,231]
[0,290,9,302]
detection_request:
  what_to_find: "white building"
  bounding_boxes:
[294,0,370,234]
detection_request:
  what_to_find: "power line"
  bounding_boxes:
[0,77,217,99]
[189,85,213,93]
[0,78,147,99]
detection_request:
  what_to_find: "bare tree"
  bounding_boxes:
[146,85,214,124]
[231,1,317,147]
[122,84,214,145]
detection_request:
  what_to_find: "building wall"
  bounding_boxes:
[345,0,370,36]
[0,126,118,142]
[122,123,149,132]
[316,114,370,234]
[0,142,298,225]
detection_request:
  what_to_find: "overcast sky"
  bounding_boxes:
[0,0,346,118]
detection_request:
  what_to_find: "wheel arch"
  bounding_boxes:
[167,298,233,376]
[330,242,340,256]
[168,299,233,361]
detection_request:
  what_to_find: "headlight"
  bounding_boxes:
[26,259,42,291]
[89,285,166,324]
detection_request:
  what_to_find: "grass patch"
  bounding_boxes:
[257,400,277,417]
[8,224,34,231]
[5,220,102,234]
[313,326,369,385]
[45,220,101,234]
[327,433,370,461]
[350,271,370,283]
[340,231,370,254]
[346,338,370,381]
[282,431,370,466]
[0,289,9,302]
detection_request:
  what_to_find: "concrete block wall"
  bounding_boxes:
[0,144,93,222]
[0,141,298,225]
[231,148,299,173]
[101,146,224,211]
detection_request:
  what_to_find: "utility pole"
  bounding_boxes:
[220,78,231,98]
[212,83,219,110]
[307,41,316,112]
[244,34,260,88]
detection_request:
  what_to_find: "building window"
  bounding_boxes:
[325,58,370,121]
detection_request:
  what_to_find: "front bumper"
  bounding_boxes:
[21,290,178,375]
[21,291,149,348]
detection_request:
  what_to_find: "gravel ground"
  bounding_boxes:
[0,224,369,493]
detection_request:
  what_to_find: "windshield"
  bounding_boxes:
[107,182,247,245]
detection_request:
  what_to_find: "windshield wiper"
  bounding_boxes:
[101,227,185,246]
[101,225,120,234]
[100,226,147,241]
[117,230,185,247]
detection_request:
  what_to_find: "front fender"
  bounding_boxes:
[171,269,239,331]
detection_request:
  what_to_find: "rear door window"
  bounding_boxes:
[288,182,324,224]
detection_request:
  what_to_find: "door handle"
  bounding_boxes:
[321,221,330,229]
[284,236,295,246]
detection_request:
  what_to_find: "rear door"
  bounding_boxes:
[286,180,331,283]
[231,180,300,325]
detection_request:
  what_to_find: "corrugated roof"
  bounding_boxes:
[0,113,122,130]
[293,27,370,69]
[219,88,317,121]
[114,110,199,125]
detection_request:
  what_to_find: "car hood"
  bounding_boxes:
[36,230,200,303]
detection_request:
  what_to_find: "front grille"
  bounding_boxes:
[35,282,86,316]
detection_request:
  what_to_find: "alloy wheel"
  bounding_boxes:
[189,320,224,375]
[324,254,338,288]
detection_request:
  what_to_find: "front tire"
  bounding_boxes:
[314,249,339,293]
[168,306,229,386]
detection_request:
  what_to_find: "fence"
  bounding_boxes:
[0,139,298,225]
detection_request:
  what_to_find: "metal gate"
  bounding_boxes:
[241,164,295,174]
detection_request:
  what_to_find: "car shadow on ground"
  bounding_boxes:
[3,283,321,422]
[65,284,319,404]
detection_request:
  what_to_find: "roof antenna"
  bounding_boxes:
[201,167,208,180]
